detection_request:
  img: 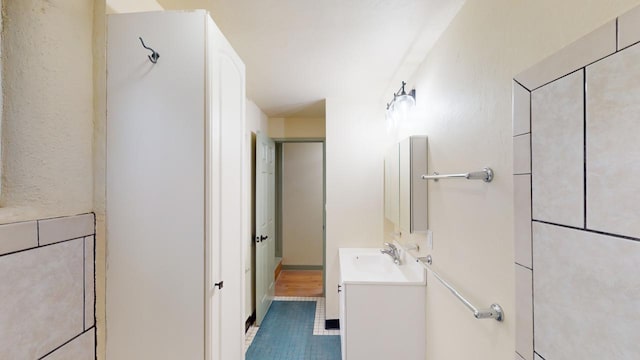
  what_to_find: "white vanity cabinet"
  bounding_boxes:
[339,283,426,360]
[339,248,426,360]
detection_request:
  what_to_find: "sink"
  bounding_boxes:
[339,248,426,285]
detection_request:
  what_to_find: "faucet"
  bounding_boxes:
[380,242,401,265]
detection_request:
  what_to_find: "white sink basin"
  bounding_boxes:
[339,248,426,285]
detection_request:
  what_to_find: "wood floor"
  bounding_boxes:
[275,270,323,297]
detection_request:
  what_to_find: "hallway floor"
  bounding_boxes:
[245,299,341,360]
[275,270,323,297]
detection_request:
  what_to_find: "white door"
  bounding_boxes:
[206,16,222,360]
[207,16,247,360]
[255,133,276,325]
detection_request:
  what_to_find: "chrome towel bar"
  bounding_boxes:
[421,167,494,182]
[417,255,503,321]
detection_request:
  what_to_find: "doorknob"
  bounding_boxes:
[260,235,268,242]
[214,281,224,289]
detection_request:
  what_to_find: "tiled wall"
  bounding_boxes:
[0,213,96,359]
[513,6,640,360]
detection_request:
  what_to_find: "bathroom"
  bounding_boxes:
[1,0,639,359]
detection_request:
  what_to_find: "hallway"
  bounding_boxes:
[275,270,323,297]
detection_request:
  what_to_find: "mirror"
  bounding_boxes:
[399,136,428,234]
[385,135,428,238]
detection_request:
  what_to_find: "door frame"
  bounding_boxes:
[272,138,327,297]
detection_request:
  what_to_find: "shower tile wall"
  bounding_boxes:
[0,213,96,359]
[513,5,640,360]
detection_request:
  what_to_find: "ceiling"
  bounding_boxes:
[158,0,465,118]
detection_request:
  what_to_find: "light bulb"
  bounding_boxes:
[394,94,415,122]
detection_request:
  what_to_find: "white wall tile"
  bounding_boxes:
[39,214,94,246]
[533,222,640,359]
[41,328,95,360]
[0,221,38,255]
[513,134,531,174]
[586,43,640,239]
[0,239,84,359]
[84,236,95,330]
[618,5,640,50]
[531,70,584,227]
[513,81,531,136]
[514,175,532,267]
[515,265,533,360]
[516,20,616,90]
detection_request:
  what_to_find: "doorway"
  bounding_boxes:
[274,140,326,298]
[246,135,337,357]
[250,138,326,328]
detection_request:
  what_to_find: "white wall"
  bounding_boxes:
[269,117,325,139]
[388,0,640,359]
[106,0,162,14]
[282,142,323,266]
[244,99,269,320]
[0,0,94,222]
[325,98,385,318]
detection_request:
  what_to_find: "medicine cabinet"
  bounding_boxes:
[385,136,428,234]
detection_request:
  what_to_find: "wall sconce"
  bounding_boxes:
[386,81,416,126]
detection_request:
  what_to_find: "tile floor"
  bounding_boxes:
[245,300,341,360]
[245,297,340,354]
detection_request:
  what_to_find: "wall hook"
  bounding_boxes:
[139,37,160,64]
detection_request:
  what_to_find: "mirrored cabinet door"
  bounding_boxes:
[399,136,428,234]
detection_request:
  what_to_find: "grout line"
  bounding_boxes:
[532,219,640,242]
[513,78,532,92]
[37,326,95,360]
[535,351,548,360]
[515,262,532,271]
[513,132,531,139]
[0,236,87,259]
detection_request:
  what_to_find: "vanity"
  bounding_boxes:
[338,247,426,360]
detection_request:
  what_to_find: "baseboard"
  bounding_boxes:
[274,259,283,280]
[281,265,323,271]
[245,311,256,332]
[325,319,340,330]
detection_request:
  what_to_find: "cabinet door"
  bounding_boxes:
[399,136,428,233]
[339,283,347,360]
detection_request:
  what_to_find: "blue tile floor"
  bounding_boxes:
[245,301,341,360]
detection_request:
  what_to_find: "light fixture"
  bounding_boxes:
[386,81,416,126]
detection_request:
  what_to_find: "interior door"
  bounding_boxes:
[255,132,276,325]
[207,15,247,359]
[205,15,222,360]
